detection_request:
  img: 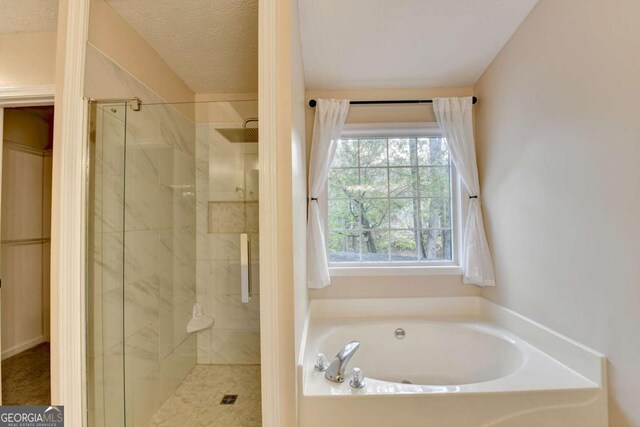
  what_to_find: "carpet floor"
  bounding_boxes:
[2,342,50,406]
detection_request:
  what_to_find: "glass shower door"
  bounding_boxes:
[87,102,127,427]
[87,99,260,427]
[122,102,198,426]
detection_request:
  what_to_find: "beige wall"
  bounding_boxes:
[311,275,478,299]
[0,32,56,88]
[474,0,640,425]
[305,86,478,300]
[3,108,51,150]
[88,0,194,103]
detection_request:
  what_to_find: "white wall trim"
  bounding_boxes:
[1,336,46,360]
[258,0,280,425]
[0,85,55,107]
[51,0,90,425]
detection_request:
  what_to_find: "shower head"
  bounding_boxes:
[215,118,259,143]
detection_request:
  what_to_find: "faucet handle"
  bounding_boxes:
[336,341,360,360]
[314,353,329,371]
[350,367,366,389]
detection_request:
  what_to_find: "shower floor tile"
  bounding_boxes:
[149,364,261,427]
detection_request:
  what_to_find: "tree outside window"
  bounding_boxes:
[327,137,452,263]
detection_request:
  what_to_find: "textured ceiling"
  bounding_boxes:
[0,0,58,33]
[299,0,539,90]
[107,0,258,93]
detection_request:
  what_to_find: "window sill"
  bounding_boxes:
[329,265,462,277]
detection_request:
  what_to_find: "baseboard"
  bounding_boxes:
[2,336,45,360]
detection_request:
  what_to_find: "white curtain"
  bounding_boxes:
[307,99,350,289]
[433,97,495,286]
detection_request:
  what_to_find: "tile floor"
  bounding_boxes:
[149,364,261,426]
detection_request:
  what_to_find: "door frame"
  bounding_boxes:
[0,86,56,108]
[0,86,56,406]
[51,0,91,425]
[258,0,297,425]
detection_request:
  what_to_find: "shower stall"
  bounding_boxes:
[86,99,261,426]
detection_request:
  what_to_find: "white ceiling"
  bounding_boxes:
[107,0,258,94]
[299,0,539,90]
[0,0,57,33]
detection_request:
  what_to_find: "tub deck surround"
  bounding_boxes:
[298,297,607,426]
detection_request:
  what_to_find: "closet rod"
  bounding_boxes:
[308,96,478,108]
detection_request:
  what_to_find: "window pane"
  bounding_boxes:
[418,167,450,197]
[360,199,389,230]
[360,168,387,198]
[333,139,358,168]
[390,198,417,229]
[328,230,360,263]
[389,167,417,197]
[388,138,416,166]
[419,229,452,261]
[361,230,389,262]
[419,198,451,228]
[418,138,449,166]
[328,199,360,230]
[329,168,358,198]
[390,230,418,261]
[328,136,453,265]
[359,138,388,167]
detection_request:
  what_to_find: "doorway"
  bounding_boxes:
[0,105,54,405]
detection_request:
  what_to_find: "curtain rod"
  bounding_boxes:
[308,96,478,108]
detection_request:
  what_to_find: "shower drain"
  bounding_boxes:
[220,395,238,405]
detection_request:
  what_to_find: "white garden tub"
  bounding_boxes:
[299,297,607,426]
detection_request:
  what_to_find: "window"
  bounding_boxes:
[327,135,455,266]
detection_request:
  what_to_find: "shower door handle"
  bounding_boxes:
[240,233,251,303]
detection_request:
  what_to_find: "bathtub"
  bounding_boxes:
[298,297,607,426]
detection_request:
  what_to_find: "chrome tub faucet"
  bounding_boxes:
[324,341,360,383]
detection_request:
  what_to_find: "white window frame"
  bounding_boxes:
[325,122,465,277]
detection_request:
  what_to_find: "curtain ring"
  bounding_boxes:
[469,195,478,199]
[310,198,318,202]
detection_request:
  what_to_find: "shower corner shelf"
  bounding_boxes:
[187,303,215,333]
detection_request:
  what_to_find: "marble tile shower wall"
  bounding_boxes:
[89,110,197,427]
[195,124,261,365]
[123,104,197,426]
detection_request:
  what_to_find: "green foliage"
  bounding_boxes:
[328,137,453,263]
